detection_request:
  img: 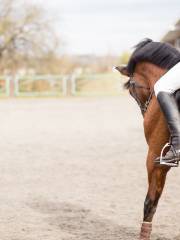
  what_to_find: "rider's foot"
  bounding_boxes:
[155,136,180,167]
[155,152,180,167]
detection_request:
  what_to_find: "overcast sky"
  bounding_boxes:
[29,0,179,55]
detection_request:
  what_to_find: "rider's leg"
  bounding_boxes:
[156,92,180,159]
[154,62,180,163]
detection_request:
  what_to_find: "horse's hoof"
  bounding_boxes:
[139,221,152,240]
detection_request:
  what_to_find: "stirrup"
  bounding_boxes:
[155,143,179,167]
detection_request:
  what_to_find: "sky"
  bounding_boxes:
[28,0,180,56]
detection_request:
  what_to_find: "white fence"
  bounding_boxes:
[0,73,123,97]
[16,75,68,97]
[71,73,122,96]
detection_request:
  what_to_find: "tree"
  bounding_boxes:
[0,0,59,72]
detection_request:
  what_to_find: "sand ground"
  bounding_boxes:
[0,96,180,240]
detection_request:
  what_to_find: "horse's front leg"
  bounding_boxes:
[139,150,170,240]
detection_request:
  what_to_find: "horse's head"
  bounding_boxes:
[114,63,152,115]
[114,38,180,115]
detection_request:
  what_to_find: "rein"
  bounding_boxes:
[129,77,154,115]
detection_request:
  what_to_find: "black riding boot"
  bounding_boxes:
[155,91,180,166]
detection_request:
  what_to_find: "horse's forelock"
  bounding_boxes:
[127,39,180,76]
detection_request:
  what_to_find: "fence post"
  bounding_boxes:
[5,76,10,97]
[71,74,76,96]
[62,76,67,96]
[14,75,19,97]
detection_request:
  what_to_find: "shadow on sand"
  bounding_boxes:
[29,200,138,240]
[29,200,176,240]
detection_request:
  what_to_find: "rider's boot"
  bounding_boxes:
[155,91,180,166]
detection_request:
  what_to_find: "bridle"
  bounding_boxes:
[129,76,154,115]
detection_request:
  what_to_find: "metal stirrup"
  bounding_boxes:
[159,142,179,167]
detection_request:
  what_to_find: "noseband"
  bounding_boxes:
[129,77,154,115]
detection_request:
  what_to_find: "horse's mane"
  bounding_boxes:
[124,38,180,89]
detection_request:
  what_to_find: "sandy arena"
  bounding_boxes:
[0,96,180,240]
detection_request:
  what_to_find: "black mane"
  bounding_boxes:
[127,38,180,76]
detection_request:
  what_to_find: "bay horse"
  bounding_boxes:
[115,39,180,240]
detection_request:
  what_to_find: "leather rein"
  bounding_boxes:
[129,77,154,115]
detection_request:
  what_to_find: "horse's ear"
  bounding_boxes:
[113,65,130,77]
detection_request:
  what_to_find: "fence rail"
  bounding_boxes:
[16,75,68,97]
[0,73,123,97]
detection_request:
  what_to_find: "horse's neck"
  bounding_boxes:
[135,62,170,153]
[143,96,169,154]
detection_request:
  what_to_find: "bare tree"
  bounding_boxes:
[0,0,59,71]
